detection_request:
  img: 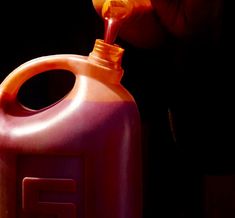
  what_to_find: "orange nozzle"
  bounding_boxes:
[102,0,133,21]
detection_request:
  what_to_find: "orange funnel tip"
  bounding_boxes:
[102,0,133,21]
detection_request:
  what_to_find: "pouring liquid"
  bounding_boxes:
[102,0,132,44]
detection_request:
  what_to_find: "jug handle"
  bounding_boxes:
[0,54,83,102]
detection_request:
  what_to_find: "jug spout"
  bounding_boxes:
[88,39,124,70]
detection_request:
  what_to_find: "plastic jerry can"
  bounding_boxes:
[0,39,142,218]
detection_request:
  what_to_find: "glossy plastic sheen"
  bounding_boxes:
[0,39,142,218]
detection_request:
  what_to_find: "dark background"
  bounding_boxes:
[0,1,233,217]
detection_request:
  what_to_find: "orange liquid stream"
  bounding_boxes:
[104,17,122,44]
[102,0,132,44]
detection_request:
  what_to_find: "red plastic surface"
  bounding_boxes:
[0,40,142,218]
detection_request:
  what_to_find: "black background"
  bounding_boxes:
[0,1,232,217]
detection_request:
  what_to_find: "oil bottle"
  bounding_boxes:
[0,39,142,218]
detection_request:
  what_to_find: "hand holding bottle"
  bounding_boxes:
[92,0,223,48]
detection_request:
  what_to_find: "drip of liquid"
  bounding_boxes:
[102,0,132,44]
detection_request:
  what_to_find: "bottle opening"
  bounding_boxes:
[17,70,76,110]
[89,39,124,70]
[102,0,132,20]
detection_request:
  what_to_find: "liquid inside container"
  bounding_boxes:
[0,39,142,218]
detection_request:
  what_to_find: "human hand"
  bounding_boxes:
[92,0,222,48]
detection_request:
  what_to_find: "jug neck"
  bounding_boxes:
[88,39,124,71]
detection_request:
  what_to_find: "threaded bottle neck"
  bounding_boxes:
[88,39,124,70]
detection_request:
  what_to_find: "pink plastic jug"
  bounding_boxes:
[0,39,142,218]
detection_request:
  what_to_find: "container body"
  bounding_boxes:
[0,51,142,218]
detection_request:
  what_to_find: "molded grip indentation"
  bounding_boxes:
[22,177,77,217]
[17,155,84,218]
